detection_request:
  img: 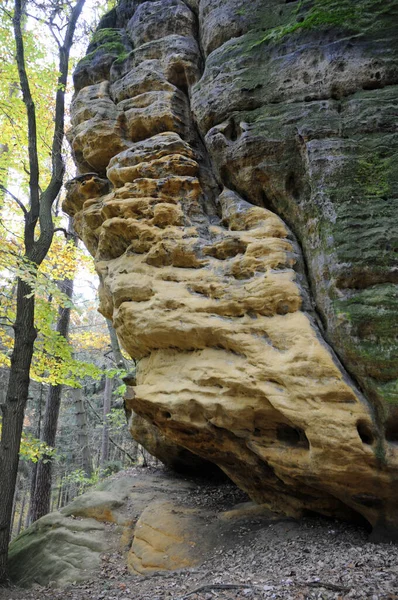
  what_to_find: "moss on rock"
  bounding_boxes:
[251,0,398,48]
[73,27,131,92]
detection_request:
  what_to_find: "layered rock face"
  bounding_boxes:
[64,0,398,539]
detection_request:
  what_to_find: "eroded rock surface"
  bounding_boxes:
[64,0,398,538]
[128,500,213,574]
[8,477,136,588]
[8,469,260,586]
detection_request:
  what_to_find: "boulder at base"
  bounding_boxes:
[9,468,278,588]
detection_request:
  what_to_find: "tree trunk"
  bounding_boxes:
[64,485,70,506]
[106,320,126,369]
[30,386,63,521]
[10,491,17,541]
[30,226,75,523]
[16,487,27,537]
[0,280,36,580]
[100,377,112,473]
[73,388,92,478]
[61,481,69,508]
[56,478,63,510]
[27,383,44,526]
[60,480,67,508]
[0,0,85,581]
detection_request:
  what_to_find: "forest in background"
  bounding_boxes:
[0,0,155,576]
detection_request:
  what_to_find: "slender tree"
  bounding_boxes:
[26,382,43,525]
[30,220,77,522]
[106,319,127,370]
[0,0,85,583]
[73,386,93,478]
[100,320,126,472]
[100,376,112,472]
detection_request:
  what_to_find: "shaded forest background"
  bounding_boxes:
[0,0,155,551]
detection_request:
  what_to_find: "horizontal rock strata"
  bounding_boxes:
[64,0,398,540]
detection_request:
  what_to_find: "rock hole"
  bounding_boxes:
[260,190,274,211]
[223,118,241,142]
[375,71,381,80]
[163,411,172,419]
[219,165,236,191]
[276,303,291,315]
[204,239,247,260]
[385,416,398,443]
[276,424,309,448]
[285,172,300,200]
[168,65,188,95]
[357,420,374,445]
[362,81,382,91]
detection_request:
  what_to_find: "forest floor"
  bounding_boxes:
[1,466,398,600]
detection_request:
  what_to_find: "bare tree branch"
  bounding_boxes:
[85,398,137,463]
[0,184,27,215]
[0,218,25,242]
[35,0,86,263]
[0,318,15,326]
[53,227,68,237]
[13,0,41,249]
[0,6,13,19]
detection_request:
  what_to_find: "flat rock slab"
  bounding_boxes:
[8,512,109,588]
[9,467,272,588]
[128,500,212,573]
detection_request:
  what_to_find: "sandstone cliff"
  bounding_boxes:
[64,0,398,539]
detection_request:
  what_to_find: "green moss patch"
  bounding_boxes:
[251,0,398,47]
[355,154,392,199]
[77,28,129,68]
[87,28,125,52]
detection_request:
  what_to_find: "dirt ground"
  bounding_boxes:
[1,467,398,600]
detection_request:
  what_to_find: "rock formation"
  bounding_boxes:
[8,471,254,585]
[64,0,398,539]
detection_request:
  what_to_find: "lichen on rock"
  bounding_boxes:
[64,0,398,541]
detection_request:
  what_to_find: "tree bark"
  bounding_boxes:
[106,320,126,369]
[73,388,93,478]
[0,279,36,579]
[16,486,27,537]
[100,377,112,472]
[27,383,44,526]
[10,491,16,541]
[30,386,63,521]
[0,0,85,582]
[30,223,76,523]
